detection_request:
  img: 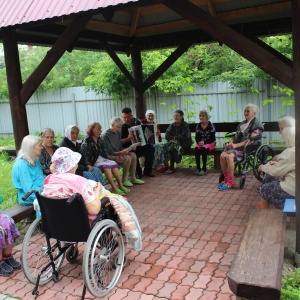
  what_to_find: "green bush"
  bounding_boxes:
[281,268,300,300]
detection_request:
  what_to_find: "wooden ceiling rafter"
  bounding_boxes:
[207,0,217,18]
[129,7,141,37]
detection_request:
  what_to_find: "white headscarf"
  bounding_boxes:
[65,125,78,145]
[145,110,155,117]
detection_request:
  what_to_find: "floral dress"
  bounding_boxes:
[0,212,20,250]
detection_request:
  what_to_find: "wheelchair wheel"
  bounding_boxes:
[82,219,125,297]
[239,175,246,189]
[66,244,79,263]
[21,217,65,285]
[253,145,275,182]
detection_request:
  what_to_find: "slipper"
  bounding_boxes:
[113,188,125,195]
[132,179,145,184]
[218,182,224,188]
[165,169,174,175]
[123,181,133,187]
[120,186,130,193]
[219,184,232,191]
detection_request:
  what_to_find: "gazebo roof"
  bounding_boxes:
[0,0,292,52]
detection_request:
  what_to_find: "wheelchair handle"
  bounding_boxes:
[66,193,81,205]
[22,190,37,200]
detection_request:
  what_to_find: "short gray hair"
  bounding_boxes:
[18,135,41,161]
[41,128,54,137]
[199,109,210,120]
[245,103,259,115]
[278,116,295,128]
[110,117,124,127]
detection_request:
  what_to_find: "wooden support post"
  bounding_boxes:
[2,28,29,150]
[292,0,300,267]
[131,45,145,119]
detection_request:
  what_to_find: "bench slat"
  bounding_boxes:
[5,204,35,223]
[228,209,286,300]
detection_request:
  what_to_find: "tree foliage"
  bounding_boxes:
[0,34,293,101]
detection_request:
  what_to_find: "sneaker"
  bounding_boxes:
[0,260,14,276]
[4,256,22,270]
[195,169,200,175]
[199,170,207,176]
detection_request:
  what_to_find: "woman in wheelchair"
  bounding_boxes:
[219,104,264,190]
[256,126,295,209]
[43,147,102,222]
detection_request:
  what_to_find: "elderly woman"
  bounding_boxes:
[140,110,169,173]
[219,104,263,190]
[39,128,59,175]
[11,135,45,206]
[0,211,21,276]
[81,122,135,195]
[256,126,295,209]
[43,147,142,249]
[101,117,144,187]
[165,110,192,175]
[59,125,106,186]
[42,147,102,223]
[194,110,216,176]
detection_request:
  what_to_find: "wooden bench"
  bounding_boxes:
[227,209,286,300]
[4,204,35,223]
[159,121,285,170]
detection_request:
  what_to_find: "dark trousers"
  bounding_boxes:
[195,147,208,171]
[135,144,155,175]
[169,150,182,171]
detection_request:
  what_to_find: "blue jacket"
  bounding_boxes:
[11,158,45,205]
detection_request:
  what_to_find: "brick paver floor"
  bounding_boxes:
[0,168,262,299]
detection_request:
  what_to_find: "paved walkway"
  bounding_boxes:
[0,168,262,300]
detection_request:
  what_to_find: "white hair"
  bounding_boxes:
[110,117,124,127]
[17,135,41,161]
[278,116,295,128]
[245,103,259,115]
[282,126,295,148]
[199,109,210,120]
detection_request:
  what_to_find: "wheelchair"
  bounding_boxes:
[20,191,126,299]
[219,134,275,189]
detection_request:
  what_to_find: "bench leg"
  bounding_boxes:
[213,153,221,170]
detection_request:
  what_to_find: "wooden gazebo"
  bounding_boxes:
[0,0,299,265]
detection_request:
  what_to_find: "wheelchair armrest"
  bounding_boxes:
[249,135,261,141]
[22,190,37,200]
[67,193,82,205]
[225,132,236,138]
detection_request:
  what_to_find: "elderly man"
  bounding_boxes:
[121,107,155,178]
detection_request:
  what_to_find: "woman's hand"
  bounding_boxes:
[156,128,161,137]
[50,164,57,173]
[198,141,204,147]
[94,182,102,193]
[88,165,93,172]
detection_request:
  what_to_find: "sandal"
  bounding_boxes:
[165,169,174,175]
[120,186,130,193]
[4,256,22,270]
[112,188,125,195]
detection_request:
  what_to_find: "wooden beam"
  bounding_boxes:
[101,41,137,89]
[2,28,29,149]
[164,0,294,89]
[143,39,195,92]
[292,0,300,265]
[20,15,91,105]
[129,7,141,37]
